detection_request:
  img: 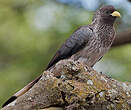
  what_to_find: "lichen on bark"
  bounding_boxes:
[2,60,131,110]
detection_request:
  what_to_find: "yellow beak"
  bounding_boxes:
[111,11,121,17]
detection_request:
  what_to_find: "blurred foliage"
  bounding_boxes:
[0,0,131,107]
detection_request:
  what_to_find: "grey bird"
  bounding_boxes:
[2,5,120,107]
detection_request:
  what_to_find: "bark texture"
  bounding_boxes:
[2,60,131,110]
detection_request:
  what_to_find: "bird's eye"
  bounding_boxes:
[106,10,111,15]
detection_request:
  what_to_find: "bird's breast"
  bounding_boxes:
[71,26,115,67]
[71,37,111,67]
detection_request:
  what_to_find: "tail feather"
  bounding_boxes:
[2,75,42,108]
[2,96,17,108]
[2,60,52,108]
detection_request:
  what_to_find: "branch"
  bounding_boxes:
[112,28,131,47]
[2,60,131,110]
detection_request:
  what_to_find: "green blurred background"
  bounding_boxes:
[0,0,131,106]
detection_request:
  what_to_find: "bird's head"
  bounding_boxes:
[94,5,120,23]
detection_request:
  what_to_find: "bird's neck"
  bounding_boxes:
[90,19,115,47]
[91,18,114,28]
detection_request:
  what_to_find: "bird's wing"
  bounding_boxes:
[2,26,93,108]
[46,26,93,69]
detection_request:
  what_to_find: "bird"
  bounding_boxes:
[2,5,120,108]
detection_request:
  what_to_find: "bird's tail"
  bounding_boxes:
[2,75,42,108]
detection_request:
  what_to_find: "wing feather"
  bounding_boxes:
[46,26,92,69]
